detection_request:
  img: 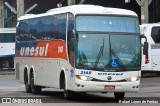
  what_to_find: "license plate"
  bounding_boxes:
[104,85,115,90]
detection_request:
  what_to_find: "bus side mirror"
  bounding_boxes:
[143,41,148,55]
[140,34,148,55]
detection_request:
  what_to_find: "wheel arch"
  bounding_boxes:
[60,70,65,89]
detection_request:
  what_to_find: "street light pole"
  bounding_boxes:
[0,0,4,27]
[17,0,24,19]
[68,0,75,5]
[141,0,149,24]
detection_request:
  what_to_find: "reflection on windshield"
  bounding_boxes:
[76,34,109,69]
[110,35,141,70]
[76,33,141,71]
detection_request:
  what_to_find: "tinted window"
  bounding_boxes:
[0,34,15,42]
[17,14,67,42]
[4,34,15,42]
[67,13,74,66]
[51,14,67,41]
[0,34,2,42]
[52,15,59,39]
[58,14,67,40]
[18,20,30,41]
[30,19,37,40]
[151,27,160,43]
[37,18,44,40]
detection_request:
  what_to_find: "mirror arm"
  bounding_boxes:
[140,35,147,42]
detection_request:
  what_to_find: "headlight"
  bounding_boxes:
[76,75,93,81]
[126,76,140,82]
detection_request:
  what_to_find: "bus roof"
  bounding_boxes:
[18,5,138,21]
[0,28,16,33]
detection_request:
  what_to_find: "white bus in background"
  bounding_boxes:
[140,23,160,72]
[0,28,16,70]
[15,5,148,100]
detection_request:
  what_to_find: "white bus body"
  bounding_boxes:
[15,5,143,100]
[141,23,160,72]
[0,28,15,69]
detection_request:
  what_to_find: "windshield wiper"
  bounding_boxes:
[94,38,104,69]
[111,49,126,71]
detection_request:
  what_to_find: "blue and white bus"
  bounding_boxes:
[0,28,16,70]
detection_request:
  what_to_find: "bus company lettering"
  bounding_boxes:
[20,43,49,56]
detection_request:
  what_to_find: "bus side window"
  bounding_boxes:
[30,19,37,40]
[42,16,52,40]
[37,18,44,40]
[52,15,58,39]
[151,27,160,43]
[18,21,25,41]
[58,14,67,41]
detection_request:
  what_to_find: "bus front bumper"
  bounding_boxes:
[73,79,140,93]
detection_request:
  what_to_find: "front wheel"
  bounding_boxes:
[63,77,73,99]
[30,72,42,94]
[114,92,125,100]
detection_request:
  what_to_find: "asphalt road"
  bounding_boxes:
[0,74,160,106]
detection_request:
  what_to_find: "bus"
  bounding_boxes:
[141,23,160,72]
[15,5,148,100]
[0,28,16,70]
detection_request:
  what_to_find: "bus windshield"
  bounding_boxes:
[75,15,140,71]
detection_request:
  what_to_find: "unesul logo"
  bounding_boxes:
[20,43,49,56]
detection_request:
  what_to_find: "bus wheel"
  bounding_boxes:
[30,72,41,94]
[63,77,73,99]
[114,92,125,100]
[24,72,31,93]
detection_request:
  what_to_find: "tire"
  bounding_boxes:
[63,76,73,99]
[30,72,42,94]
[114,92,125,100]
[24,72,31,93]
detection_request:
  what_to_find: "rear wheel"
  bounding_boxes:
[24,71,31,93]
[30,72,42,94]
[114,92,125,100]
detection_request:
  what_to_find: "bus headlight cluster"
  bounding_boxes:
[76,75,93,81]
[125,76,140,82]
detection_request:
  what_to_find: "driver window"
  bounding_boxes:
[67,13,74,67]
